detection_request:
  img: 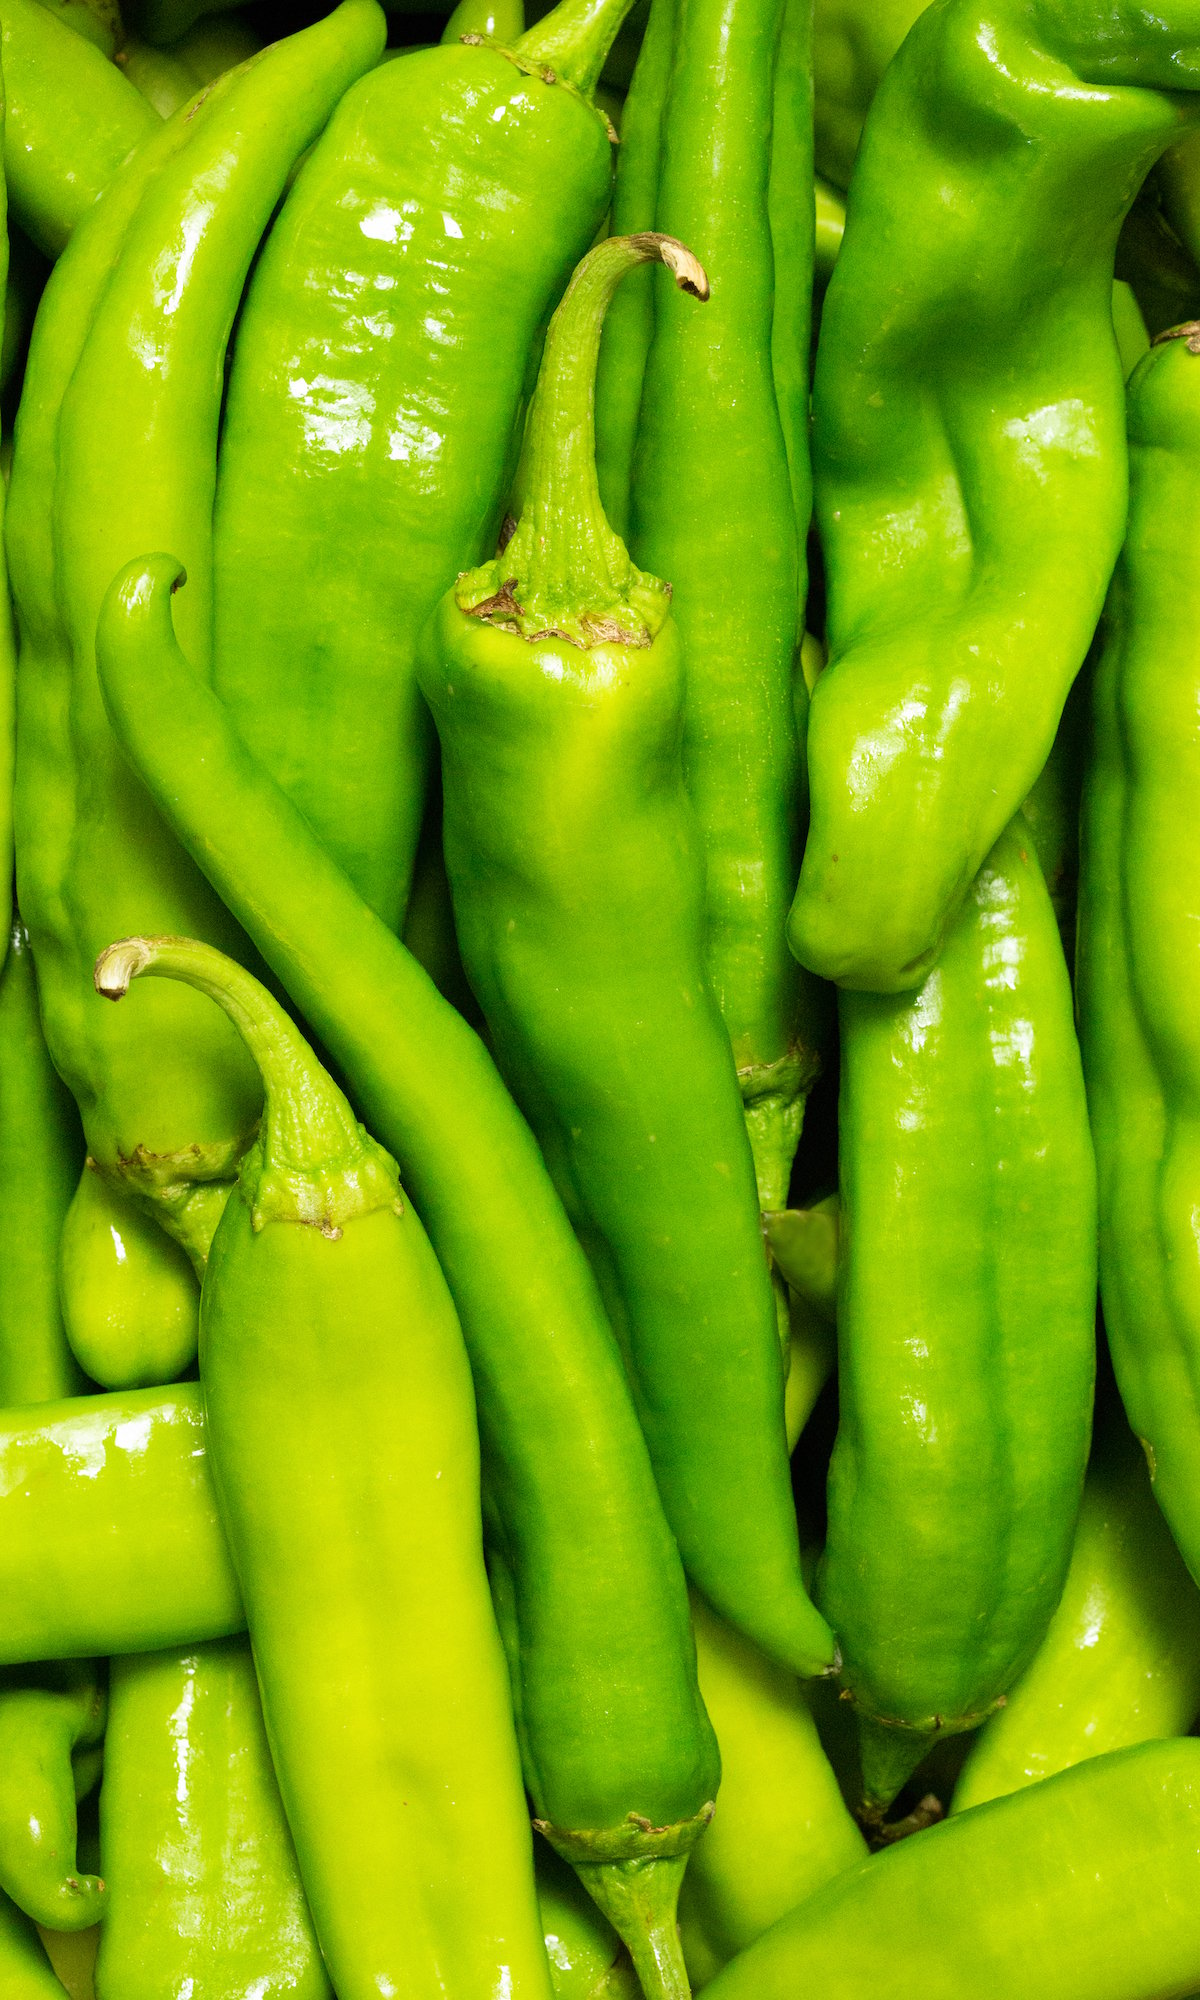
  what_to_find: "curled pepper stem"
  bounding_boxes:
[95,925,399,1231]
[456,233,707,648]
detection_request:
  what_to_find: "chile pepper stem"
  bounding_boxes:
[459,234,706,645]
[516,0,641,97]
[575,1855,692,2000]
[94,934,376,1197]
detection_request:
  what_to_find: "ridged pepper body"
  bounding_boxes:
[822,821,1096,1806]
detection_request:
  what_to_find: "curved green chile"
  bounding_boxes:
[0,924,85,1404]
[1077,324,1200,1599]
[97,935,554,2000]
[678,1598,865,1988]
[114,39,196,116]
[768,0,814,609]
[424,233,830,1696]
[707,1740,1200,2000]
[822,822,1096,1810]
[0,1891,71,1998]
[954,1417,1200,1814]
[811,0,924,189]
[1,0,156,256]
[96,1640,330,2000]
[18,4,385,1274]
[0,1665,104,1931]
[631,0,820,1206]
[211,0,629,939]
[96,556,721,1949]
[58,1167,198,1389]
[593,0,674,539]
[0,1384,241,1664]
[791,0,1200,996]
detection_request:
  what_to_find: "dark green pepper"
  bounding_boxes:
[96,933,556,2000]
[420,231,832,1685]
[823,820,1096,1812]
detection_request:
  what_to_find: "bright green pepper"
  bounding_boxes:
[0,1891,72,1998]
[703,1739,1200,2000]
[210,0,632,939]
[0,1385,241,1666]
[822,820,1096,1812]
[10,3,385,1277]
[0,1665,104,1932]
[421,231,831,1694]
[96,1641,330,2000]
[57,1168,199,1390]
[811,0,924,189]
[1,0,156,256]
[1077,321,1200,1596]
[537,1849,637,2000]
[96,555,720,2000]
[678,1599,866,1987]
[790,0,1200,996]
[954,1411,1200,1813]
[96,933,555,2000]
[0,923,85,1404]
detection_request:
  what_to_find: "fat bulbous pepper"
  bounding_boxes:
[95,933,554,2000]
[791,0,1200,994]
[420,232,834,1687]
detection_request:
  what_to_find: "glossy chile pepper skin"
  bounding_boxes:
[1,0,157,257]
[1077,323,1200,1595]
[210,0,631,939]
[703,1740,1200,2000]
[96,557,720,2000]
[537,1849,638,2000]
[630,0,822,1208]
[0,1891,73,1999]
[823,820,1096,1813]
[790,0,1200,996]
[97,935,556,2000]
[0,923,86,1404]
[96,1640,330,2000]
[58,1166,199,1390]
[0,1663,105,1932]
[0,1383,242,1666]
[422,232,834,1693]
[954,1412,1200,1814]
[9,3,386,1277]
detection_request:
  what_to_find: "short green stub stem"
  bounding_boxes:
[94,935,401,1234]
[574,1856,692,2000]
[856,1712,938,1817]
[455,233,707,650]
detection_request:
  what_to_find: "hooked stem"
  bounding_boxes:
[456,233,707,648]
[95,935,399,1231]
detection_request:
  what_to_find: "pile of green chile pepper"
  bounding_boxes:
[10,1,1200,1998]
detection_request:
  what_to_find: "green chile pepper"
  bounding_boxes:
[790,0,1200,995]
[96,934,555,2000]
[631,0,823,1207]
[1,0,156,257]
[421,231,831,1686]
[170,14,259,81]
[57,1168,199,1390]
[678,1598,866,1988]
[593,0,674,539]
[0,1385,241,1665]
[95,1641,330,2000]
[811,0,925,189]
[0,923,85,1404]
[96,556,720,1999]
[1077,322,1200,1597]
[703,1739,1200,2000]
[0,1891,71,1999]
[954,1414,1200,1814]
[11,4,386,1277]
[823,820,1096,1812]
[0,1665,104,1931]
[538,1849,637,2000]
[210,0,632,940]
[113,39,196,116]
